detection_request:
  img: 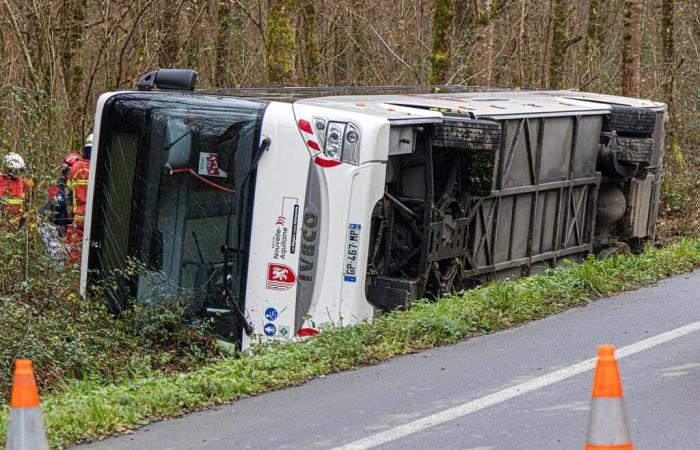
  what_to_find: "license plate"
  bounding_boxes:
[344,223,361,282]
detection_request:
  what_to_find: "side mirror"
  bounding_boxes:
[137,69,198,91]
[163,119,192,171]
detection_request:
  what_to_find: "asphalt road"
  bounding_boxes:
[77,271,700,450]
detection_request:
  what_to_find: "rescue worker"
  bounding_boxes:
[66,134,92,264]
[43,153,80,227]
[38,152,81,261]
[0,152,30,228]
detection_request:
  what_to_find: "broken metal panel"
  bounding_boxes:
[428,218,470,261]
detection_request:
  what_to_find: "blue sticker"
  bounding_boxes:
[265,307,278,321]
[264,323,277,336]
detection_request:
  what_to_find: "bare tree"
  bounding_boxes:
[157,0,183,68]
[472,0,494,86]
[329,11,349,84]
[661,0,675,112]
[548,0,582,89]
[585,0,602,58]
[184,0,206,70]
[0,0,699,192]
[216,0,238,86]
[428,0,454,84]
[298,0,320,86]
[59,0,87,144]
[26,1,53,94]
[620,0,642,97]
[349,0,366,84]
[265,0,297,85]
[548,0,567,89]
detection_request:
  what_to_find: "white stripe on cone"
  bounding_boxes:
[586,397,632,446]
[7,407,50,450]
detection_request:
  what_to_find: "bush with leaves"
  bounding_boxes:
[0,217,219,400]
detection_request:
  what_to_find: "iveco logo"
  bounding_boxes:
[298,212,318,281]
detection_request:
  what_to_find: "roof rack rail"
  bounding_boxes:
[196,85,519,102]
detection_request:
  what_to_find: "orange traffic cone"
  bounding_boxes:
[584,345,633,450]
[6,360,50,450]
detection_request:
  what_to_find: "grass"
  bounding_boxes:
[0,224,221,401]
[3,238,700,448]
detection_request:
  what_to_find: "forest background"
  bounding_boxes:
[0,0,699,398]
[1,0,698,228]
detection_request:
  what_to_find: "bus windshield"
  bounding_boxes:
[88,93,267,340]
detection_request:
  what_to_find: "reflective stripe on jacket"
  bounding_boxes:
[67,159,90,228]
[0,174,29,217]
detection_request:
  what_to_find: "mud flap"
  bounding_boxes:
[368,276,422,310]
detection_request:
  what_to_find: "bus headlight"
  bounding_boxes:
[324,122,346,160]
[342,123,361,165]
[309,118,361,165]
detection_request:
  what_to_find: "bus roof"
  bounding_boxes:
[297,92,615,120]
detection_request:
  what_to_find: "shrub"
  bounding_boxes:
[0,220,217,400]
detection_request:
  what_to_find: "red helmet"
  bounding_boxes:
[62,152,81,170]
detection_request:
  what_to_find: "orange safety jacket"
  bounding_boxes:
[0,173,29,219]
[67,159,90,229]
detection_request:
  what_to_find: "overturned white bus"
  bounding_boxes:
[81,69,666,349]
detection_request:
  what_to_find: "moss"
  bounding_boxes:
[548,0,569,89]
[299,0,321,86]
[428,0,455,84]
[265,0,297,85]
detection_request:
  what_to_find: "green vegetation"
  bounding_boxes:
[427,0,455,84]
[0,226,219,399]
[3,238,700,449]
[264,0,297,85]
[0,88,218,405]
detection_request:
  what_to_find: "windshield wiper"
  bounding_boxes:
[163,129,193,151]
[221,137,271,337]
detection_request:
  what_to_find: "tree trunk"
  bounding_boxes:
[298,0,320,86]
[661,0,678,160]
[158,0,182,68]
[349,0,365,84]
[548,0,567,89]
[428,0,454,84]
[184,0,202,71]
[472,0,494,86]
[216,0,237,86]
[265,0,297,85]
[2,0,38,89]
[620,0,642,97]
[661,0,675,110]
[330,19,347,84]
[59,0,87,145]
[27,3,52,94]
[585,0,601,57]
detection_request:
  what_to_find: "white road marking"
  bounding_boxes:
[332,320,700,450]
[660,362,700,377]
